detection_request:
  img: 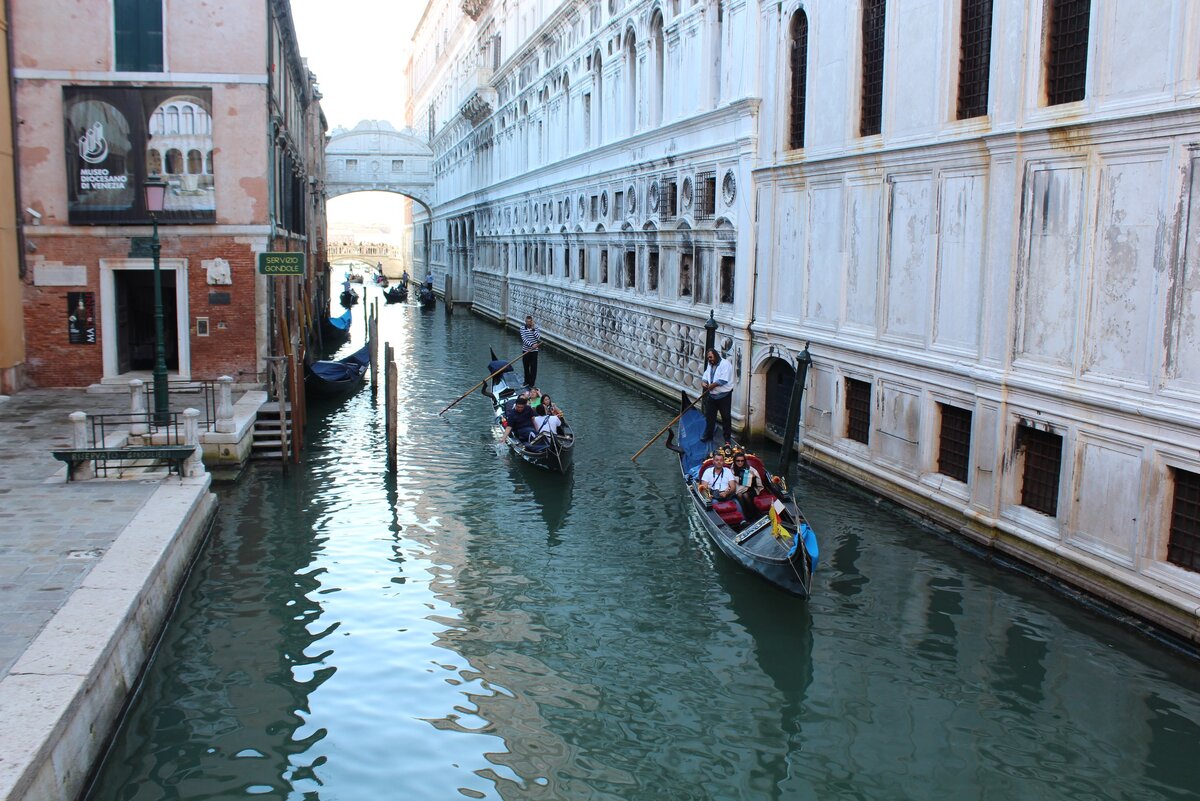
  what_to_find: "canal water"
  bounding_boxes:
[87,294,1200,801]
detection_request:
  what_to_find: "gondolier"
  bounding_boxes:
[700,348,734,444]
[520,315,541,387]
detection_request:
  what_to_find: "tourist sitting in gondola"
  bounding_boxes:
[532,393,565,437]
[698,452,737,504]
[504,395,538,441]
[730,450,766,522]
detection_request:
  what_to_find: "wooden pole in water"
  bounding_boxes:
[369,301,379,396]
[777,343,812,475]
[445,274,454,315]
[386,343,398,473]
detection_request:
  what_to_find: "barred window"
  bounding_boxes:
[648,250,659,291]
[845,378,871,445]
[679,252,692,297]
[614,191,625,218]
[789,10,809,149]
[937,403,972,483]
[577,248,585,279]
[957,0,993,119]
[1045,0,1090,105]
[860,0,886,136]
[600,249,609,283]
[1017,425,1063,516]
[1168,468,1200,573]
[663,181,678,219]
[697,174,716,218]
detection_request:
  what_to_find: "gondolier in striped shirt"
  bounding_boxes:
[519,315,541,387]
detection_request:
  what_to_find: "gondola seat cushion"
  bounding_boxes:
[712,500,744,527]
[752,492,775,513]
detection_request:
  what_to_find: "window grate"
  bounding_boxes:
[789,10,809,148]
[956,0,993,119]
[937,403,972,483]
[648,250,659,291]
[663,181,678,220]
[697,174,716,218]
[1046,0,1090,105]
[860,0,886,136]
[845,378,871,445]
[1168,468,1200,573]
[1018,425,1062,516]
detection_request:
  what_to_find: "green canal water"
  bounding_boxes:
[86,299,1200,800]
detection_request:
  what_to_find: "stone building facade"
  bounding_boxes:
[14,0,327,389]
[408,0,1200,643]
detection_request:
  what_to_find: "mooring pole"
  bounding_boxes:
[777,343,812,475]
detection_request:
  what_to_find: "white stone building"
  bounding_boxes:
[407,0,1200,644]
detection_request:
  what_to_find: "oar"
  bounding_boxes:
[439,353,522,415]
[630,391,706,462]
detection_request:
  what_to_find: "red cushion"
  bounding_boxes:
[752,492,775,513]
[712,499,744,527]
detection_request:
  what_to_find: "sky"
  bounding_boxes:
[290,0,426,232]
[290,0,424,132]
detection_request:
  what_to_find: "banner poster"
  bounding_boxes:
[64,86,215,224]
[67,292,96,345]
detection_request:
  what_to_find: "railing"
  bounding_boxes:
[140,378,219,431]
[126,377,238,435]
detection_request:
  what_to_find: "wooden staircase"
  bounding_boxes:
[252,402,293,460]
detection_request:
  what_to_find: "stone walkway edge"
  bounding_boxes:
[0,475,216,801]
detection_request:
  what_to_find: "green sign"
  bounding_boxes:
[257,252,305,276]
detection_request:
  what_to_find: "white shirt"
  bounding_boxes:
[700,465,736,493]
[533,414,561,435]
[703,358,734,398]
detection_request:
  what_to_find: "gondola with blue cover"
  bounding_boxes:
[666,391,817,597]
[305,340,371,400]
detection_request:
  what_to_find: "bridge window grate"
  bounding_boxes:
[1169,468,1200,573]
[957,0,993,119]
[1018,425,1062,517]
[845,378,871,445]
[1045,0,1090,105]
[937,403,972,483]
[789,10,809,148]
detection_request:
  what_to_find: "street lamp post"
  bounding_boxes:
[144,176,169,425]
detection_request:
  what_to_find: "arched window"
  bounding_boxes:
[650,12,664,126]
[146,149,162,175]
[624,30,638,135]
[187,149,203,174]
[860,0,886,136]
[593,50,604,144]
[165,149,183,174]
[166,106,180,134]
[788,9,808,149]
[181,105,195,135]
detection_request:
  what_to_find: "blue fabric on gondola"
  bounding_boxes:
[678,406,713,477]
[328,310,352,331]
[310,360,361,381]
[802,523,818,567]
[488,359,514,375]
[345,343,371,368]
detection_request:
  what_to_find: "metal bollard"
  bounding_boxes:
[183,407,206,477]
[69,411,94,480]
[129,379,148,437]
[216,375,235,433]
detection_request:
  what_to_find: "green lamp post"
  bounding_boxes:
[144,176,170,425]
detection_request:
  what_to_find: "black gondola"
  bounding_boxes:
[339,287,359,308]
[666,392,817,597]
[417,284,436,310]
[487,354,574,474]
[319,308,353,351]
[383,285,408,304]
[305,341,370,400]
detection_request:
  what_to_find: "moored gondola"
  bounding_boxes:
[339,287,359,307]
[320,308,353,351]
[305,340,370,400]
[666,391,817,597]
[486,352,574,473]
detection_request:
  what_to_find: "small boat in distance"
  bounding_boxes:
[417,283,436,310]
[306,340,370,400]
[486,352,574,474]
[666,392,817,597]
[383,285,407,304]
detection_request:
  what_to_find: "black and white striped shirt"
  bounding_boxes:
[520,325,541,353]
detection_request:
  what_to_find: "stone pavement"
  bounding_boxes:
[0,390,217,801]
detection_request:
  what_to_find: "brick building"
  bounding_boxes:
[13,0,327,390]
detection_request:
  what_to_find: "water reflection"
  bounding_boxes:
[85,302,1200,801]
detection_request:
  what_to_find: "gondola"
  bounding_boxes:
[666,392,817,597]
[339,287,359,308]
[305,340,370,400]
[320,308,353,350]
[383,285,408,304]
[417,284,436,310]
[486,353,574,474]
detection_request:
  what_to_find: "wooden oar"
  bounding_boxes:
[438,353,522,415]
[630,391,706,462]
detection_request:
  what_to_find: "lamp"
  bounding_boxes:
[144,176,169,425]
[703,309,718,356]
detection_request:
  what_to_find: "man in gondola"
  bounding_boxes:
[700,348,734,444]
[698,452,737,504]
[505,395,537,441]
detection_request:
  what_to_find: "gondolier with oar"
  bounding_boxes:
[520,315,541,387]
[700,348,734,445]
